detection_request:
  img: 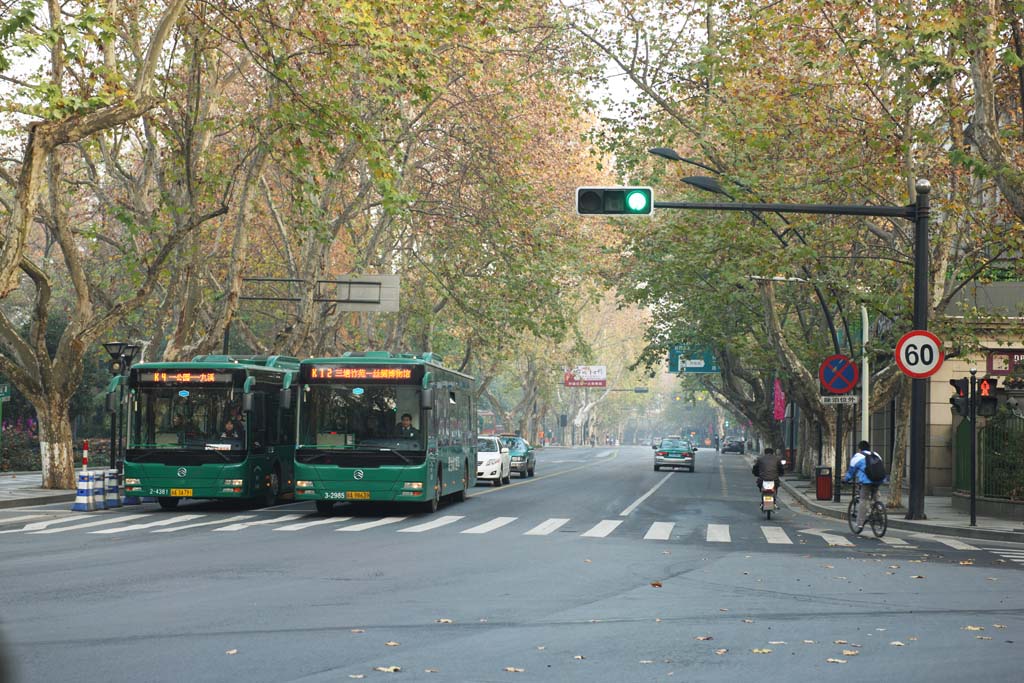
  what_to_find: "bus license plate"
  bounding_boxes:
[170,488,192,497]
[347,491,370,500]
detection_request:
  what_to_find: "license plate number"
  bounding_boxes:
[347,491,370,500]
[170,488,192,497]
[324,491,346,500]
[763,496,774,503]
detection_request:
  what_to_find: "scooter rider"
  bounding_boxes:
[752,447,784,493]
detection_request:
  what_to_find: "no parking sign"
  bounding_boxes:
[819,354,859,394]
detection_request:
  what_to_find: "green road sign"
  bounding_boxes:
[0,383,9,401]
[668,346,720,374]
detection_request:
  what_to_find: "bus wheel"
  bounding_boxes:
[422,469,441,513]
[261,468,281,508]
[452,463,468,503]
[315,501,334,515]
[157,497,180,510]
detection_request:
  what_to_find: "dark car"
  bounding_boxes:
[722,437,745,454]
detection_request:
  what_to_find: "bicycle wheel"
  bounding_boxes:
[870,501,887,538]
[847,497,861,534]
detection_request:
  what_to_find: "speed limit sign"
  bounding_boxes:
[894,330,944,378]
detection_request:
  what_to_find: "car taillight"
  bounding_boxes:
[657,451,667,456]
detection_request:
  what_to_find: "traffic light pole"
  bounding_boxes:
[970,369,977,527]
[652,180,932,517]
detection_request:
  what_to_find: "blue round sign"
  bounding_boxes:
[819,354,859,394]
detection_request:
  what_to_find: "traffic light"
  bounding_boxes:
[949,378,969,416]
[576,187,653,215]
[977,377,999,417]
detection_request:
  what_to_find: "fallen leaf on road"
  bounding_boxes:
[823,564,834,569]
[842,650,859,656]
[826,658,847,664]
[663,551,671,555]
[751,649,772,654]
[976,636,993,640]
[960,560,975,566]
[385,641,400,646]
[348,675,364,680]
[351,629,365,633]
[742,619,754,623]
[909,636,918,641]
[833,640,848,645]
[639,660,654,664]
[225,649,238,655]
[719,608,729,612]
[504,667,525,673]
[994,624,1007,629]
[374,666,401,673]
[536,646,545,651]
[963,626,985,632]
[714,649,728,656]
[910,575,926,579]
[584,559,592,564]
[651,581,663,588]
[435,618,453,624]
[695,636,713,641]
[890,641,905,647]
[655,618,662,623]
[574,655,585,660]
[876,628,887,632]
[885,571,896,575]
[803,640,816,644]
[889,565,900,569]
[987,577,998,581]
[424,669,439,673]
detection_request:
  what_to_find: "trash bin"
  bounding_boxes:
[783,448,794,473]
[815,466,832,501]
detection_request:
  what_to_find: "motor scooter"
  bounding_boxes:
[760,480,777,520]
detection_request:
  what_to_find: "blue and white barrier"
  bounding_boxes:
[71,472,94,512]
[104,469,121,508]
[90,472,106,510]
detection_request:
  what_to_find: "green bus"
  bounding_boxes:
[117,355,299,509]
[294,352,476,514]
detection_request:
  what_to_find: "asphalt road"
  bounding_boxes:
[1,446,1022,682]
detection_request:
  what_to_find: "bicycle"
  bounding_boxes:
[847,485,887,537]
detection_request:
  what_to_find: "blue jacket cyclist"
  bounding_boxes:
[842,440,884,532]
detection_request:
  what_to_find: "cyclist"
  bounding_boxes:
[843,440,884,532]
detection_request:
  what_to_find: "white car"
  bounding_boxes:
[476,436,511,486]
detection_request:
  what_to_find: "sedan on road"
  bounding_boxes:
[722,437,745,454]
[653,438,696,472]
[499,436,536,478]
[476,436,511,486]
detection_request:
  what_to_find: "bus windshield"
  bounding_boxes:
[299,384,424,451]
[130,385,246,451]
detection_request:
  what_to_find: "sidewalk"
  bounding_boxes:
[0,471,75,509]
[782,475,1024,544]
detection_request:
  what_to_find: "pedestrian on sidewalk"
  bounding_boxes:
[843,440,886,532]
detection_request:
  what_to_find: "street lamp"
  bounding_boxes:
[103,342,140,469]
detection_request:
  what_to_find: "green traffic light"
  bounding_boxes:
[625,190,649,213]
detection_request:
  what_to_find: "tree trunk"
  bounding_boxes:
[37,396,75,489]
[888,383,911,509]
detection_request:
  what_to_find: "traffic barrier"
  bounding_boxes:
[91,471,106,510]
[104,469,122,508]
[71,471,94,512]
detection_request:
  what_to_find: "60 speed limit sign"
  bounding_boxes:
[894,330,944,378]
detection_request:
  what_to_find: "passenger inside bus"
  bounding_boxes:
[220,418,245,445]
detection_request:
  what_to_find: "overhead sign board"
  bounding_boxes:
[668,346,720,374]
[986,349,1024,376]
[819,354,859,394]
[894,330,944,379]
[564,366,607,387]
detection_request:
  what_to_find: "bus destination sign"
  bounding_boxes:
[139,371,233,385]
[303,365,421,384]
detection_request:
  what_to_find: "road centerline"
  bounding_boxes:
[619,472,673,516]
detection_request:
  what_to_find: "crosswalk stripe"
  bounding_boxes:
[91,514,205,534]
[582,519,622,538]
[879,536,914,547]
[983,548,1024,557]
[524,518,570,536]
[153,515,256,533]
[644,522,674,541]
[215,514,304,531]
[761,526,793,544]
[0,514,47,526]
[399,516,464,533]
[461,516,517,534]
[28,515,138,535]
[337,517,408,532]
[819,532,854,546]
[706,524,731,543]
[274,517,352,531]
[0,515,89,534]
[913,533,979,551]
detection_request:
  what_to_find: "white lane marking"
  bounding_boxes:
[0,515,94,534]
[28,515,138,535]
[912,533,979,551]
[215,514,304,531]
[761,526,793,544]
[582,519,623,538]
[0,514,47,527]
[461,516,517,534]
[596,450,615,458]
[983,548,1024,556]
[336,516,408,532]
[798,528,854,547]
[619,473,673,516]
[879,536,915,547]
[274,517,353,531]
[644,522,675,541]
[719,457,728,496]
[399,515,464,533]
[153,515,256,533]
[91,514,205,534]
[706,524,731,543]
[524,518,570,536]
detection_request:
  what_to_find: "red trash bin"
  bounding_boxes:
[815,466,832,501]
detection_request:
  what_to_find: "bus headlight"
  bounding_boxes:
[223,479,244,486]
[296,480,313,488]
[124,478,141,485]
[403,482,423,490]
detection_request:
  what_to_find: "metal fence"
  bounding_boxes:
[954,413,1024,499]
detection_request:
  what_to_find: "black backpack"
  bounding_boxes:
[863,451,886,483]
